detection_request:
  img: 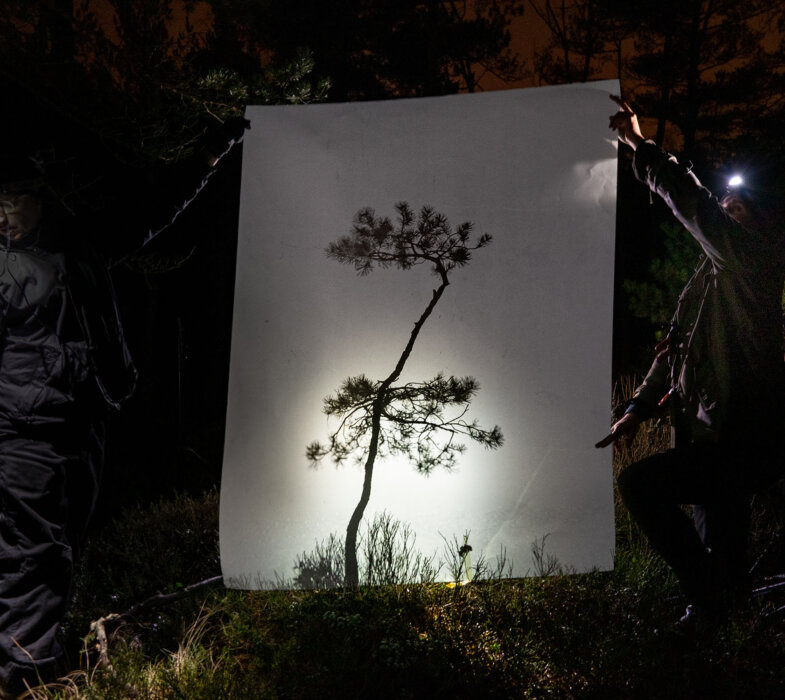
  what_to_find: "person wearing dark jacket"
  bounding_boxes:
[0,117,246,692]
[597,95,785,625]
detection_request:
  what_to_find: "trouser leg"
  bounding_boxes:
[617,449,714,604]
[0,424,102,689]
[616,442,770,609]
[692,500,751,596]
[65,422,103,563]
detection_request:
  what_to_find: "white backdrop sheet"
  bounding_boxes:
[220,80,620,588]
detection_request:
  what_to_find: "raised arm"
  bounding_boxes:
[608,96,752,271]
[99,117,250,264]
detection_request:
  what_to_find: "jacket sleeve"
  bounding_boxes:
[626,355,669,421]
[94,154,218,265]
[95,120,248,264]
[632,140,752,272]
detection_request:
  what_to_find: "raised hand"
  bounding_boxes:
[608,95,645,150]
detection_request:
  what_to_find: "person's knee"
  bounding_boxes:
[617,458,663,517]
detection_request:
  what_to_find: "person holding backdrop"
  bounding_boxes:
[0,117,247,693]
[598,95,785,627]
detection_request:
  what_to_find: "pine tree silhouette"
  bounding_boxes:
[307,202,503,587]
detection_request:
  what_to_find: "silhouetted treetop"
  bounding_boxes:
[253,0,525,99]
[327,202,492,277]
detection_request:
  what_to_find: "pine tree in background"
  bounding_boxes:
[622,221,702,334]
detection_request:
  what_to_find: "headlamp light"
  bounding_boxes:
[722,172,752,204]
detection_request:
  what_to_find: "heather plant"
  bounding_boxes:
[291,511,439,589]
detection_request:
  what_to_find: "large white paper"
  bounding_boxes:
[221,81,619,588]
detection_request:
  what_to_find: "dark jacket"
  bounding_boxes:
[627,141,785,443]
[0,154,221,422]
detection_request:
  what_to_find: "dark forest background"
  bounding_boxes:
[3,0,785,536]
[4,3,785,696]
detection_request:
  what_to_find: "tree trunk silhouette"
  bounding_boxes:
[343,268,449,587]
